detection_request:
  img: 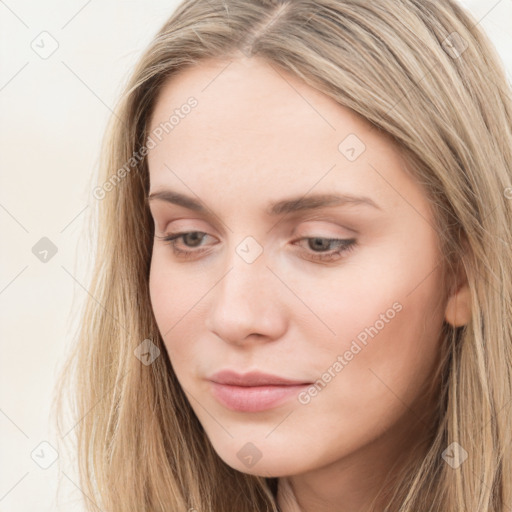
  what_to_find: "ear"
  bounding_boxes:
[444,261,472,327]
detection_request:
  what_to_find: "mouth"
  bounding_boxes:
[208,382,311,412]
[207,370,312,412]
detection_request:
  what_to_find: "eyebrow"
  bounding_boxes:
[147,189,381,216]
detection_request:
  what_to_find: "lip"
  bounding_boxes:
[207,370,311,412]
[208,370,311,387]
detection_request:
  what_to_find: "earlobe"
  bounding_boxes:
[444,281,472,327]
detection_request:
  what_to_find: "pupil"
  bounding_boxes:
[185,232,203,247]
[310,238,329,251]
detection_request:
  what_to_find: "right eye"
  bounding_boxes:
[156,231,215,259]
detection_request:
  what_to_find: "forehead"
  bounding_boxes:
[146,56,414,213]
[148,55,377,146]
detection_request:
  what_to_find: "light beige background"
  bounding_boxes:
[1,1,511,511]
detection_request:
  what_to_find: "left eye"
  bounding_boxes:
[156,231,357,262]
[293,236,357,262]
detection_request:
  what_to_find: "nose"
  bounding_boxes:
[204,251,288,347]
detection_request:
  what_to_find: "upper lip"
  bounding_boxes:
[208,370,311,387]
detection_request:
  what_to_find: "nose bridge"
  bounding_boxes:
[206,239,286,344]
[221,234,270,301]
[218,243,271,316]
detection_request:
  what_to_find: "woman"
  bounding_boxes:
[54,0,512,510]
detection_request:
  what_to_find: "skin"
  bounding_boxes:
[147,56,471,512]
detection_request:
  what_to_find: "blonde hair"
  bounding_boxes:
[53,0,512,510]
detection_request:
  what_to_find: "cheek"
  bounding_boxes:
[299,232,445,419]
[149,249,204,324]
[281,257,445,469]
[149,255,174,330]
[148,251,212,370]
[318,223,443,346]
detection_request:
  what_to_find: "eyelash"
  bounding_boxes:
[155,231,357,263]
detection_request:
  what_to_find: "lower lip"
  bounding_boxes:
[209,382,310,412]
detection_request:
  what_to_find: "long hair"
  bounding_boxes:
[53,1,512,510]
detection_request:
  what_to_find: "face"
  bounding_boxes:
[147,56,453,478]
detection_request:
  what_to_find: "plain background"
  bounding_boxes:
[1,1,511,510]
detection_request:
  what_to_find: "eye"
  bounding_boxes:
[156,231,213,260]
[155,231,357,263]
[293,236,357,262]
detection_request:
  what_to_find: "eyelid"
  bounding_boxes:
[157,229,357,264]
[155,218,358,248]
[156,218,215,236]
[293,219,360,236]
[152,209,360,231]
